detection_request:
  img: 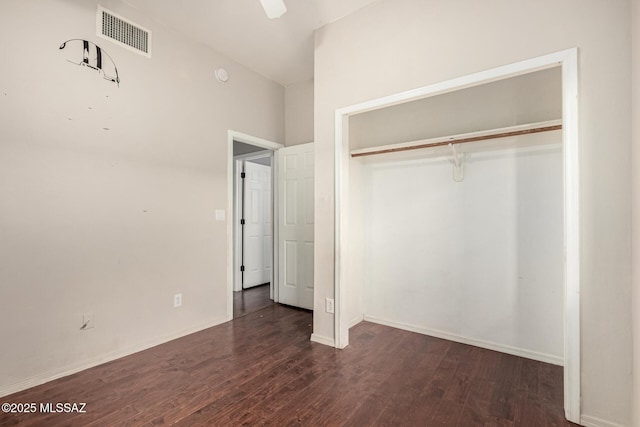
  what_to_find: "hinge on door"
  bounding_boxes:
[240,265,245,272]
[240,219,245,225]
[240,172,246,179]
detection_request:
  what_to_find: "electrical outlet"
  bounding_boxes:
[174,293,182,308]
[325,298,334,314]
[81,312,94,330]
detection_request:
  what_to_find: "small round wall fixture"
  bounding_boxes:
[215,68,229,83]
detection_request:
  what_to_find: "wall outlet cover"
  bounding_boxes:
[325,298,334,314]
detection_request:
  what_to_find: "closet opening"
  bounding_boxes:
[333,49,579,423]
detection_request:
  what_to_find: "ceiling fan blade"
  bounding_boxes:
[260,0,287,19]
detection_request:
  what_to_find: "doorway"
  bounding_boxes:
[229,134,282,319]
[235,152,272,290]
[333,49,579,422]
[233,150,274,318]
[227,131,316,320]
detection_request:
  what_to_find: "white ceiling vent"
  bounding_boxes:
[96,6,151,58]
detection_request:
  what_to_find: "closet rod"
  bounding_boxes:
[350,123,562,158]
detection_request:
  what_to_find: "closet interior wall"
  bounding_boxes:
[346,68,564,365]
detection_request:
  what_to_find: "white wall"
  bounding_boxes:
[285,79,314,146]
[349,67,562,150]
[0,0,284,395]
[633,0,640,424]
[357,134,563,365]
[314,0,632,424]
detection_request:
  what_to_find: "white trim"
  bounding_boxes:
[334,114,350,349]
[364,315,564,366]
[561,48,581,424]
[333,48,580,423]
[349,315,364,329]
[229,131,284,151]
[335,56,563,118]
[0,314,230,398]
[271,153,280,302]
[227,131,283,318]
[234,150,273,161]
[310,333,335,347]
[580,415,627,427]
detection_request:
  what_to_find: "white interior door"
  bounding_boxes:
[278,143,314,309]
[242,160,272,289]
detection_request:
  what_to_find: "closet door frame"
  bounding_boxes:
[333,48,580,423]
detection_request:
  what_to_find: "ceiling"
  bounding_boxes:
[123,0,380,86]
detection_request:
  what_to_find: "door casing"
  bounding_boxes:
[227,131,283,317]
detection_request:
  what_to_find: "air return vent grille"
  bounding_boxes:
[97,6,151,58]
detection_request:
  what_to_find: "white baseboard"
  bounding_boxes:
[349,314,364,328]
[363,315,564,366]
[580,414,627,427]
[310,333,335,347]
[0,314,231,398]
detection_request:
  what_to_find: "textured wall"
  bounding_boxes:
[0,0,284,395]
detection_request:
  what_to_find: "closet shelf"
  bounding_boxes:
[350,119,563,158]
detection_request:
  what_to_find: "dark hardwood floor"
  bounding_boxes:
[233,283,273,318]
[0,304,578,426]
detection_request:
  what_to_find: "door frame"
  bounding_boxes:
[333,49,580,423]
[233,151,273,293]
[227,131,283,318]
